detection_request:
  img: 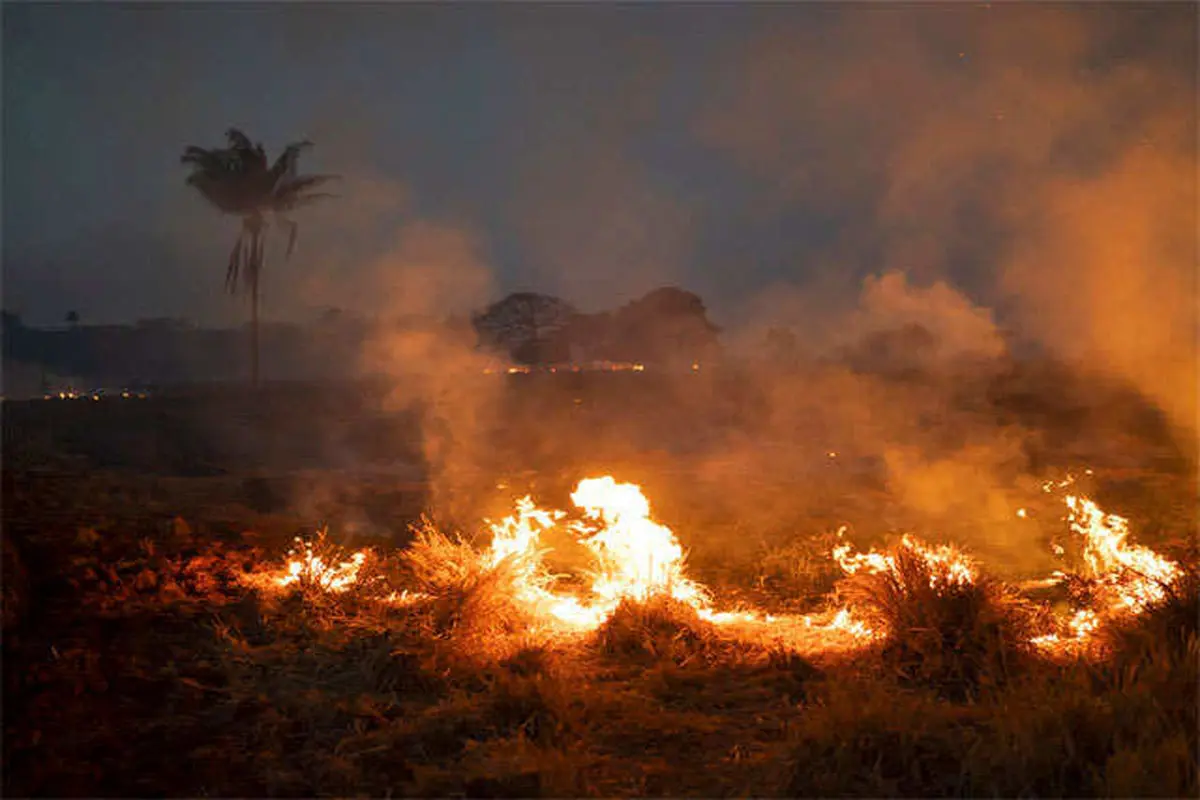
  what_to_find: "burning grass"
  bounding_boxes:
[5,465,1197,797]
[835,536,1051,698]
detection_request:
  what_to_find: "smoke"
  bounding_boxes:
[999,127,1197,443]
[320,4,1193,568]
[844,271,1007,364]
[699,5,1196,446]
[499,13,692,308]
[13,4,1185,567]
[655,3,1194,572]
[342,214,501,524]
[508,144,694,309]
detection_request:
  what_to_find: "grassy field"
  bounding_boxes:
[3,374,1197,797]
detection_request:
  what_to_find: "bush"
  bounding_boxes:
[595,596,718,665]
[399,524,535,641]
[838,541,1052,699]
[1100,565,1199,670]
[755,529,845,604]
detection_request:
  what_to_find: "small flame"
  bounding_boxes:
[273,536,368,593]
[833,532,976,591]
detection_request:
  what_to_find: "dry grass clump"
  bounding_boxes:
[398,522,540,648]
[972,659,1197,798]
[839,543,1052,699]
[483,669,582,748]
[754,529,846,605]
[595,596,721,665]
[784,679,980,797]
[785,661,1197,798]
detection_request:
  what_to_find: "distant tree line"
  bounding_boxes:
[1,286,723,394]
[1,312,368,394]
[471,286,722,367]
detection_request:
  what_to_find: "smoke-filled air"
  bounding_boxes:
[3,3,1196,798]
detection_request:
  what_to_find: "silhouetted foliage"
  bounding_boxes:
[472,293,577,365]
[471,287,722,367]
[181,128,338,384]
[601,287,721,367]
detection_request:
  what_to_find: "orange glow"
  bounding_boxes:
[242,471,1181,663]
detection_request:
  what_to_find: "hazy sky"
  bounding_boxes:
[3,2,1194,327]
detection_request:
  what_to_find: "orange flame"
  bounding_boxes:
[1032,489,1180,654]
[272,535,368,593]
[1065,494,1180,613]
[833,531,977,591]
[247,470,1179,664]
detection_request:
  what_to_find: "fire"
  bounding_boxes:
[473,477,709,630]
[470,476,878,652]
[1065,494,1180,613]
[273,534,368,593]
[246,468,1180,664]
[1031,608,1101,651]
[833,531,977,591]
[481,496,605,628]
[823,607,878,639]
[1031,488,1181,654]
[569,476,708,608]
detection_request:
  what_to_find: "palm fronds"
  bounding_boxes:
[183,128,339,288]
[182,128,337,383]
[270,140,314,183]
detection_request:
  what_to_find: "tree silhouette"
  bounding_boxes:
[472,292,577,364]
[607,287,721,366]
[181,128,337,384]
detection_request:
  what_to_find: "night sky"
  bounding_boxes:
[3,2,1194,329]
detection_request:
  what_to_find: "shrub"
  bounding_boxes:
[398,523,541,657]
[595,596,718,665]
[838,541,1052,699]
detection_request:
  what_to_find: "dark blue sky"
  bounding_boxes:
[3,2,1193,328]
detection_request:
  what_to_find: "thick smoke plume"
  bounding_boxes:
[703,3,1195,441]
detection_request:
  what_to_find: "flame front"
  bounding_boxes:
[246,470,1181,662]
[833,531,978,591]
[477,476,870,647]
[1031,490,1181,655]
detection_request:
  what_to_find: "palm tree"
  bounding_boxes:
[181,128,336,385]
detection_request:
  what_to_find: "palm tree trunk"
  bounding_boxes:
[250,231,260,387]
